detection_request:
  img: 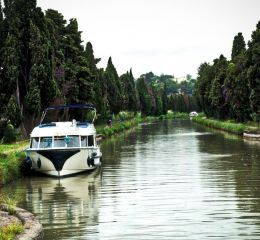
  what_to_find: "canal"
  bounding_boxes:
[2,120,260,239]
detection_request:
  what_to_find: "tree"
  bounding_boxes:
[209,55,229,119]
[224,32,250,121]
[119,69,138,112]
[105,57,122,114]
[136,77,156,115]
[231,32,246,62]
[85,42,103,111]
[0,32,22,131]
[45,9,67,87]
[194,63,214,116]
[246,21,260,117]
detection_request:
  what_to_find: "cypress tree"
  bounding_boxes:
[194,62,214,116]
[209,55,229,119]
[98,68,109,117]
[136,77,156,115]
[128,69,138,112]
[225,32,250,121]
[1,33,21,124]
[162,83,168,114]
[119,72,129,110]
[246,21,260,118]
[45,9,66,87]
[231,32,246,62]
[85,42,102,110]
[105,57,122,114]
[63,19,94,105]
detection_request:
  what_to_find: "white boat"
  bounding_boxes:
[189,111,198,117]
[25,104,102,177]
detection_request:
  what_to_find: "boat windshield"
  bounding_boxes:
[40,104,96,124]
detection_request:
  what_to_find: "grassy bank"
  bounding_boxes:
[0,222,24,240]
[96,117,141,138]
[0,194,24,240]
[96,111,189,138]
[0,142,27,186]
[192,117,246,135]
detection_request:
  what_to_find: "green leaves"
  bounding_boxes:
[195,22,260,122]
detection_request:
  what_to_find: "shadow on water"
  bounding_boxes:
[195,123,260,226]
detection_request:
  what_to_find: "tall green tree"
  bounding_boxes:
[231,32,246,61]
[225,33,250,121]
[85,42,103,111]
[63,19,94,105]
[119,69,138,111]
[1,33,21,126]
[246,21,260,117]
[136,77,156,115]
[45,9,66,88]
[105,57,122,114]
[209,55,229,119]
[194,62,214,116]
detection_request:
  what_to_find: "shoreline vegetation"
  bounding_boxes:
[0,111,189,187]
[192,116,260,136]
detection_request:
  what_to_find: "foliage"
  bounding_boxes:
[165,111,189,119]
[96,116,141,138]
[0,222,24,240]
[1,122,17,143]
[195,22,260,123]
[141,72,196,95]
[0,151,25,186]
[192,117,245,135]
[246,21,260,117]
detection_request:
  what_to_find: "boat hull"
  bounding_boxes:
[26,148,102,177]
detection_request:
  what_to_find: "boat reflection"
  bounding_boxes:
[22,168,102,239]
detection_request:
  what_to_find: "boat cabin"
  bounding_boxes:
[30,135,96,149]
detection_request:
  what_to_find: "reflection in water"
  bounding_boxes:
[2,120,260,239]
[3,169,101,240]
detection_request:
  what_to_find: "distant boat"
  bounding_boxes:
[25,104,102,177]
[189,111,198,117]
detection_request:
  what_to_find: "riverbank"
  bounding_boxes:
[192,116,259,137]
[0,142,27,187]
[0,204,43,240]
[96,111,189,138]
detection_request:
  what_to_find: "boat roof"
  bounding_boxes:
[31,121,96,137]
[40,104,96,124]
[44,104,95,111]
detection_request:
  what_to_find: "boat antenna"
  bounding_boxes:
[92,108,96,123]
[40,109,47,125]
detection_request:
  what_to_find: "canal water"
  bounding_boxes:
[2,120,260,239]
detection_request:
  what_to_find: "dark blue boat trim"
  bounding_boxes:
[37,150,80,171]
[45,104,95,111]
[39,123,56,128]
[77,122,89,128]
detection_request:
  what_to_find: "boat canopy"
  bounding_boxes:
[40,104,96,125]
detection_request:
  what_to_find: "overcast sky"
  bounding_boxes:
[37,0,260,78]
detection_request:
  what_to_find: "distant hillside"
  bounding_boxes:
[140,72,197,95]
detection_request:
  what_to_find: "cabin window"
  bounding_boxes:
[88,135,94,146]
[66,136,80,147]
[81,136,87,147]
[80,136,94,147]
[39,137,52,148]
[53,136,66,148]
[30,137,39,148]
